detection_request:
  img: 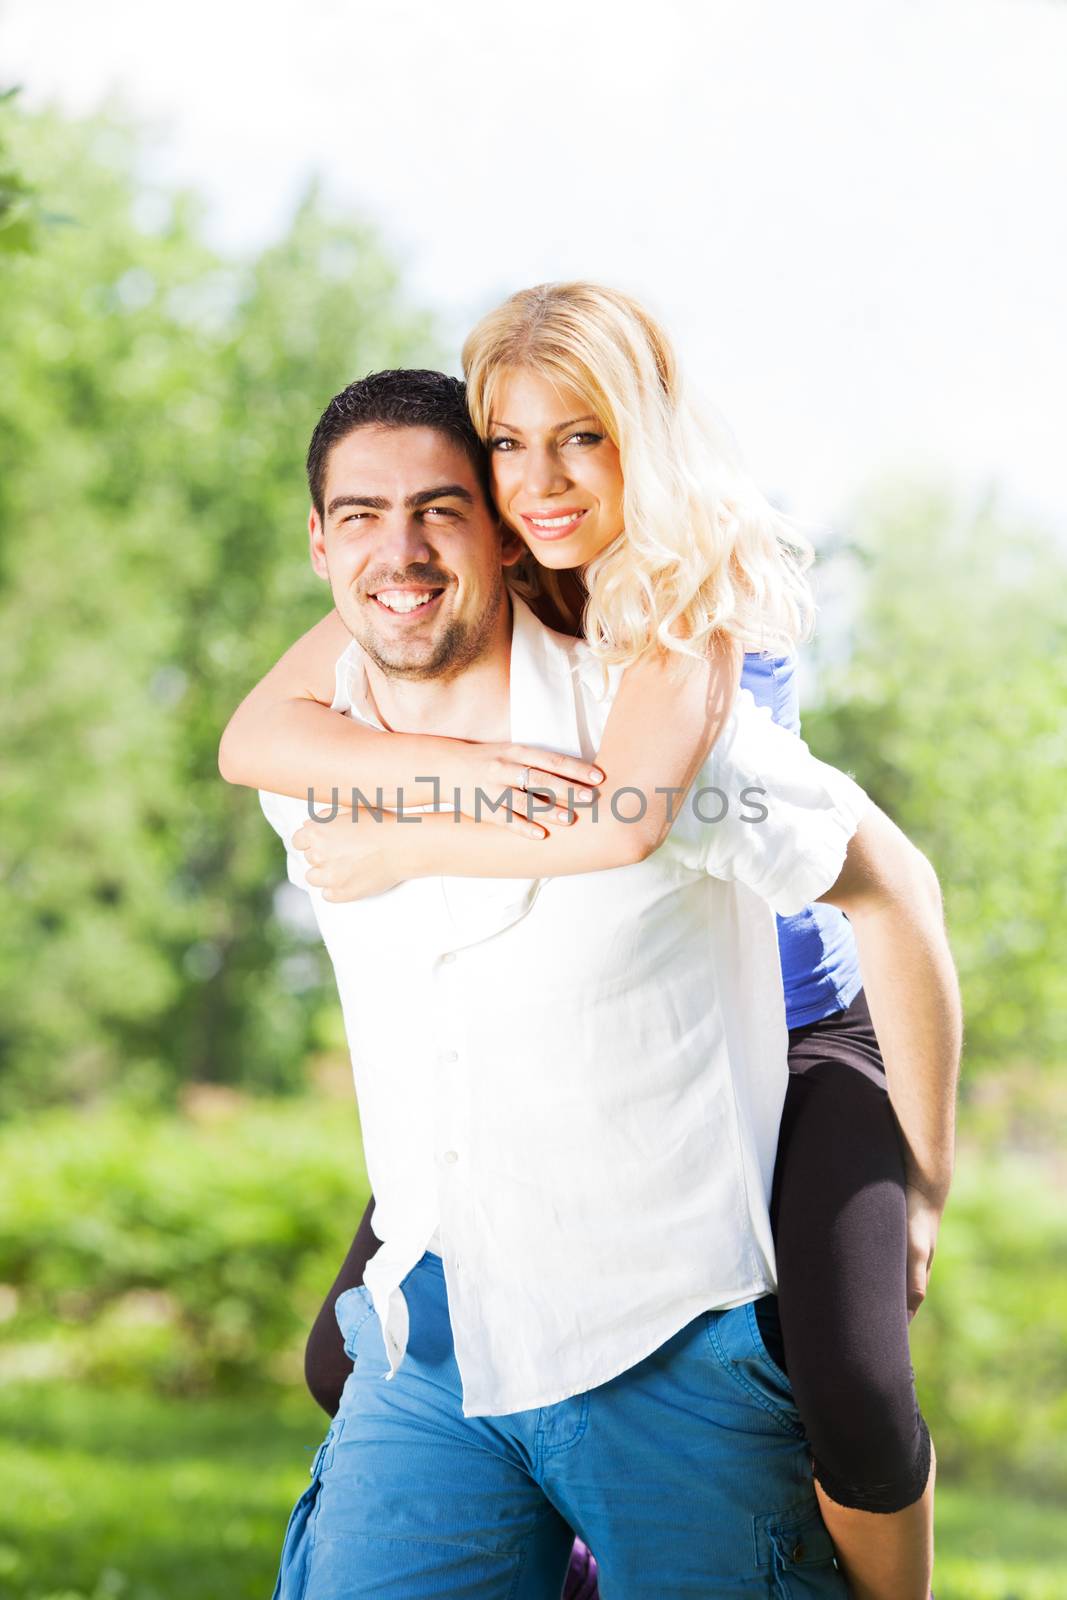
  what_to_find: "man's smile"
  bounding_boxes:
[368,586,447,619]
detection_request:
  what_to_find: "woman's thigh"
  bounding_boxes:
[773,994,929,1508]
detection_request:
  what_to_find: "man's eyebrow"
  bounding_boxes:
[406,484,474,509]
[488,415,600,435]
[327,494,390,516]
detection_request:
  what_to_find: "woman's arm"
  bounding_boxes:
[296,640,743,889]
[218,609,601,825]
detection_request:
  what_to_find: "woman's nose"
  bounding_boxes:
[522,445,570,499]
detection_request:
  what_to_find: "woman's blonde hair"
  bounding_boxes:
[462,281,815,665]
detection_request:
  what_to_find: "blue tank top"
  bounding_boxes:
[740,653,862,1029]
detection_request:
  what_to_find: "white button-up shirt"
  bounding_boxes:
[259,595,868,1417]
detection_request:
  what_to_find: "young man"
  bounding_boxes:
[246,372,958,1599]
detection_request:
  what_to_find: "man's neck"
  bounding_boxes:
[363,599,513,742]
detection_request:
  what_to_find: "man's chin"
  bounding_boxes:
[356,622,464,681]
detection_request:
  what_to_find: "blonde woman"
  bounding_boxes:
[220,285,954,1600]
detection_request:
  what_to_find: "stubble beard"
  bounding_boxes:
[355,566,507,683]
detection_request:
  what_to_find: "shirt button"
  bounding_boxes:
[443,1149,459,1164]
[440,952,456,965]
[441,1050,458,1063]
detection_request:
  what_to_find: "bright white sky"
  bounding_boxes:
[4,0,1065,532]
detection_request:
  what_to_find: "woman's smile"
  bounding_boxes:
[519,507,589,543]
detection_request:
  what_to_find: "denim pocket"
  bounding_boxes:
[270,1415,346,1600]
[335,1283,376,1360]
[309,1412,345,1479]
[745,1297,792,1392]
[705,1301,805,1440]
[764,1499,847,1596]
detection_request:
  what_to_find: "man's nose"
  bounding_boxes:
[375,513,435,566]
[522,444,570,500]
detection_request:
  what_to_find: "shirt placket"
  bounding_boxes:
[431,943,471,1278]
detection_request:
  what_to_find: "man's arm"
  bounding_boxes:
[691,698,961,1315]
[819,803,962,1312]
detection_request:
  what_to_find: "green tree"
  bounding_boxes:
[0,87,44,255]
[0,104,439,1110]
[805,481,1067,1078]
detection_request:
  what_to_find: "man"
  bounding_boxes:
[254,371,958,1598]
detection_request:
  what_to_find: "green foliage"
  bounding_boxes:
[806,482,1067,1076]
[0,102,440,1109]
[911,1152,1067,1498]
[0,1384,319,1599]
[0,1098,368,1392]
[0,88,45,256]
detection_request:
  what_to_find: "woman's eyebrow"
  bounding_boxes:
[488,414,600,434]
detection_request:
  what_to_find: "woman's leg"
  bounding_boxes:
[774,989,935,1600]
[304,1196,379,1416]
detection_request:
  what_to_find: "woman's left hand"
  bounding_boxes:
[292,809,407,901]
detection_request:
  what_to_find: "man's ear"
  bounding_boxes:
[308,506,329,580]
[499,521,526,570]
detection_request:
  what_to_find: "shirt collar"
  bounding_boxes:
[336,591,596,760]
[506,592,588,757]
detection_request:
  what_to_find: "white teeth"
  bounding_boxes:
[529,513,583,530]
[375,590,438,613]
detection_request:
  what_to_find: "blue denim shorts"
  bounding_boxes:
[273,1252,846,1598]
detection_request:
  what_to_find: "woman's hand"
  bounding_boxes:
[444,742,602,831]
[294,809,413,901]
[291,760,589,900]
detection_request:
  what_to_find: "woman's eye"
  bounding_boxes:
[566,431,604,448]
[489,436,519,452]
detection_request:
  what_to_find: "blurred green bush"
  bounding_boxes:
[0,1097,368,1391]
[0,1100,1064,1500]
[911,1150,1067,1498]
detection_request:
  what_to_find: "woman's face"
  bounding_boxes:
[486,367,625,570]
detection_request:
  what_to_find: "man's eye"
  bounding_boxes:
[423,506,457,518]
[489,436,519,452]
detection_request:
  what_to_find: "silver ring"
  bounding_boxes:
[521,765,531,791]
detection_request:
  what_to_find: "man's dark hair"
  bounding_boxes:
[306,369,491,518]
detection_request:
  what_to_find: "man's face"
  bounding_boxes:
[309,425,522,680]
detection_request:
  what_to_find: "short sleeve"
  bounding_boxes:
[258,789,317,894]
[698,689,870,915]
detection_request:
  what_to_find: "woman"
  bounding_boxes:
[220,283,940,1600]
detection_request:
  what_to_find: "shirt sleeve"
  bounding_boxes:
[697,688,870,915]
[258,789,317,894]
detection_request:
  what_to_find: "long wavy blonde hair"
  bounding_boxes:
[462,281,815,665]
